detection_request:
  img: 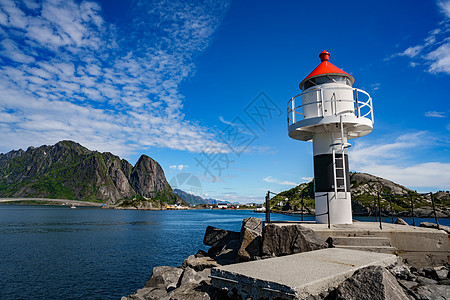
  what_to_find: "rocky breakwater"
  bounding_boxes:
[123,218,450,300]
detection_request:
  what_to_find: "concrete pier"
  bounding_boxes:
[295,222,449,267]
[211,248,398,299]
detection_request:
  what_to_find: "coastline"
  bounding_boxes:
[0,198,103,207]
[1,199,448,220]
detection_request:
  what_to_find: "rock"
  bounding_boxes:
[394,218,409,226]
[261,224,327,257]
[416,276,438,285]
[203,226,240,248]
[424,267,449,281]
[398,279,418,290]
[241,217,262,233]
[145,266,184,291]
[168,283,212,300]
[182,255,221,271]
[179,267,211,286]
[237,217,262,261]
[331,266,409,300]
[129,155,171,198]
[435,268,449,281]
[420,222,438,229]
[182,255,196,267]
[237,228,261,261]
[391,265,414,280]
[207,246,222,258]
[126,287,170,300]
[414,284,450,300]
[214,239,240,265]
[195,250,208,258]
[414,207,449,219]
[419,222,450,234]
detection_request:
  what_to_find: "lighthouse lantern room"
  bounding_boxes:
[288,50,374,224]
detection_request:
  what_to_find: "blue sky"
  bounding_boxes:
[1,0,449,203]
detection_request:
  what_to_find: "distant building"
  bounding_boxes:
[217,203,228,209]
[165,204,190,210]
[254,205,266,212]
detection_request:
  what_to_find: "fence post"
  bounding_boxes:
[430,192,439,230]
[377,193,382,230]
[265,191,270,224]
[388,194,394,223]
[301,193,304,222]
[410,194,415,227]
[326,193,330,229]
[374,195,378,223]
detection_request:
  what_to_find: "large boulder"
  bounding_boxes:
[419,222,450,234]
[178,267,211,287]
[203,226,240,248]
[261,224,327,257]
[168,283,211,300]
[237,217,262,261]
[123,287,170,300]
[145,266,184,291]
[168,282,229,300]
[394,218,409,226]
[414,284,450,300]
[181,255,221,271]
[423,266,449,281]
[214,239,240,265]
[331,266,409,300]
[390,264,414,280]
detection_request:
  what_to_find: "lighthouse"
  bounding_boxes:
[288,51,374,224]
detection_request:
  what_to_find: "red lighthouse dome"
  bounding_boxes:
[299,50,355,90]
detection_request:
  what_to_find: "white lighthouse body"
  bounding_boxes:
[288,51,374,224]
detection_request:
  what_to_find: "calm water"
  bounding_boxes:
[0,205,448,300]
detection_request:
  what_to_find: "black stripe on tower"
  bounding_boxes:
[313,154,350,192]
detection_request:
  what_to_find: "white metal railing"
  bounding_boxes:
[287,86,373,127]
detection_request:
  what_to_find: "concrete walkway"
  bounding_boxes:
[295,222,449,267]
[211,248,398,299]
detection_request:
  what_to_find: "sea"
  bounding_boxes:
[0,204,448,300]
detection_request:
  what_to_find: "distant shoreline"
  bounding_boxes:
[0,199,256,211]
[0,198,103,207]
[2,201,447,219]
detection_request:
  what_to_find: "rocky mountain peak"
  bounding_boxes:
[130,155,169,198]
[0,141,177,206]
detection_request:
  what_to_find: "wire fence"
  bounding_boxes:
[264,191,447,230]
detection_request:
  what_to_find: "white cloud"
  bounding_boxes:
[350,132,450,191]
[425,111,446,117]
[438,0,450,18]
[426,42,450,74]
[0,39,35,63]
[263,176,298,186]
[170,165,189,171]
[360,162,450,189]
[401,45,424,58]
[390,1,450,75]
[0,0,231,157]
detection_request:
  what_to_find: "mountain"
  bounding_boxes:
[0,140,184,207]
[272,172,449,217]
[173,189,206,205]
[173,189,234,205]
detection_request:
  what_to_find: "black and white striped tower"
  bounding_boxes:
[288,51,374,224]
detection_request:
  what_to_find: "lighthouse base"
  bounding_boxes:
[315,192,352,224]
